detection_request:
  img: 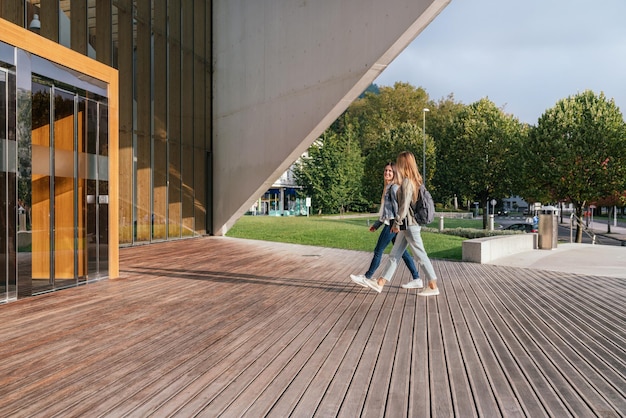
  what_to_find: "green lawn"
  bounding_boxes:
[226,215,470,260]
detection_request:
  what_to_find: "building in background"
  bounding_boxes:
[502,196,529,214]
[253,160,306,217]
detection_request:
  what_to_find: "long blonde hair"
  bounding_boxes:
[395,151,423,204]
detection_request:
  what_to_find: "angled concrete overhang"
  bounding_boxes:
[213,0,450,235]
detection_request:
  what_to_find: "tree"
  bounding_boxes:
[362,122,434,206]
[428,94,467,206]
[293,128,365,215]
[441,98,526,228]
[527,90,626,242]
[595,192,626,233]
[346,82,429,154]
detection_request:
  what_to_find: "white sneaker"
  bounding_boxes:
[401,279,424,289]
[418,286,440,297]
[363,278,383,293]
[350,274,368,288]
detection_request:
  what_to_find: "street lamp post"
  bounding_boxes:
[422,108,430,185]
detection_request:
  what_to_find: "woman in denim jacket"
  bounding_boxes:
[362,152,439,296]
[350,162,423,289]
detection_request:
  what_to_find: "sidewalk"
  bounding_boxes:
[489,241,626,279]
[491,219,626,279]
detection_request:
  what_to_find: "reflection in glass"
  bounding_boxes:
[14,73,27,300]
[98,104,109,277]
[0,69,11,302]
[78,95,89,283]
[31,81,52,293]
[85,98,97,281]
[53,88,76,288]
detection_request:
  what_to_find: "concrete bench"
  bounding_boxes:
[462,233,537,263]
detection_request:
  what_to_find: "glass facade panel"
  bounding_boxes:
[111,4,118,68]
[108,1,211,245]
[3,0,212,255]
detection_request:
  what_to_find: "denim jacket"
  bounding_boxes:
[372,183,400,230]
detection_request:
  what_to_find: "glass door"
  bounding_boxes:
[30,80,109,294]
[0,39,113,302]
[31,83,79,292]
[82,98,109,281]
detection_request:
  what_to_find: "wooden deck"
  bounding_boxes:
[0,236,624,417]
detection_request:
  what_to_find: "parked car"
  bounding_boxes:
[504,223,537,233]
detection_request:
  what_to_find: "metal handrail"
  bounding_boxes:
[569,213,596,244]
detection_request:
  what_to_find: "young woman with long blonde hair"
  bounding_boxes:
[362,151,439,296]
[350,162,422,289]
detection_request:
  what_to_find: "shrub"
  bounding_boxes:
[424,227,524,239]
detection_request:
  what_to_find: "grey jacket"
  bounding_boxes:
[392,178,418,230]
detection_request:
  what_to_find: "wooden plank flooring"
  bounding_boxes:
[0,236,624,417]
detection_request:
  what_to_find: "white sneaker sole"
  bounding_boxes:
[401,280,424,289]
[418,288,440,296]
[350,274,368,288]
[363,278,383,293]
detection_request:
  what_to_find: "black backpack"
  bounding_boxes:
[413,184,435,225]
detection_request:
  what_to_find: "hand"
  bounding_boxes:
[391,226,399,233]
[369,226,376,232]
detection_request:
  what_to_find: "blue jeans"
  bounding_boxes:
[365,224,419,280]
[380,224,437,284]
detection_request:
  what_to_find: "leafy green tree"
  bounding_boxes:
[526,90,626,242]
[346,82,429,154]
[293,128,365,214]
[441,98,526,228]
[359,83,380,98]
[428,94,467,206]
[596,192,626,233]
[362,122,435,207]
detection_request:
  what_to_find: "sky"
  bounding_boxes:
[374,0,626,125]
